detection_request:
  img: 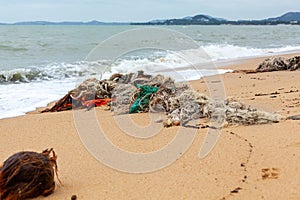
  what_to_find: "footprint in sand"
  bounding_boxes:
[261,168,280,180]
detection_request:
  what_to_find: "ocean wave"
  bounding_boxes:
[109,44,300,72]
[0,62,103,84]
[0,45,28,51]
[202,44,300,60]
[1,44,299,84]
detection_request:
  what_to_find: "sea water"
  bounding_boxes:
[0,25,300,119]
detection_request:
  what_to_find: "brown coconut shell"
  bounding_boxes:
[0,148,59,200]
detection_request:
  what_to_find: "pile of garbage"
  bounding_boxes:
[256,56,300,72]
[42,71,281,127]
[233,56,300,74]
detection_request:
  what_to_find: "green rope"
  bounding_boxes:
[129,84,158,113]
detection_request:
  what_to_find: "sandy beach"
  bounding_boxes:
[0,53,300,199]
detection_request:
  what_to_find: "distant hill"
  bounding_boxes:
[132,14,227,25]
[267,12,300,22]
[131,12,300,25]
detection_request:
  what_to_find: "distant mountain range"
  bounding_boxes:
[132,12,300,25]
[0,12,299,26]
[0,20,129,25]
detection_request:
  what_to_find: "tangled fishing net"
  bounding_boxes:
[256,56,300,72]
[42,70,281,127]
[0,148,59,200]
[234,56,300,74]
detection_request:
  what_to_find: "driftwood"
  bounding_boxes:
[255,91,280,96]
[287,114,300,120]
[0,149,59,200]
[232,69,257,74]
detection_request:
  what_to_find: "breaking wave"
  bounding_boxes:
[1,44,300,84]
[202,44,300,60]
[0,61,105,83]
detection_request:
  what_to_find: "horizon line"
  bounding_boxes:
[0,11,299,25]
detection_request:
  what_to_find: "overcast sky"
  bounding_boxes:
[0,0,299,23]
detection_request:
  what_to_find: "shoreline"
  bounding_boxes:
[0,50,299,121]
[157,51,300,73]
[0,53,300,199]
[1,51,299,121]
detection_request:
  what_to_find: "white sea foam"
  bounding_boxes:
[0,79,76,119]
[202,44,300,60]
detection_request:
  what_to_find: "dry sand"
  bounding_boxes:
[0,53,300,199]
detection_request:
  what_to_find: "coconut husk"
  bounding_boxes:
[0,148,59,200]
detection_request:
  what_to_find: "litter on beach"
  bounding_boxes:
[41,69,282,127]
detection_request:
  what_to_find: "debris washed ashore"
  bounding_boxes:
[42,68,281,127]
